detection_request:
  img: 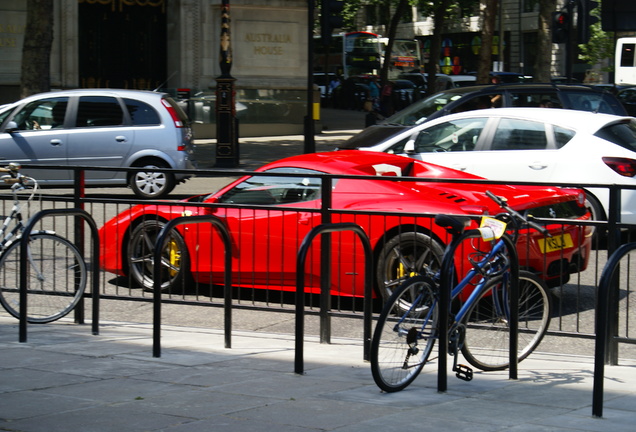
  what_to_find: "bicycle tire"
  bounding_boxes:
[370,275,439,392]
[461,270,550,371]
[0,233,87,324]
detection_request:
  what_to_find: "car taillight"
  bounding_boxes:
[161,98,184,128]
[602,157,636,177]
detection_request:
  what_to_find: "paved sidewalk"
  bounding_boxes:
[1,316,636,432]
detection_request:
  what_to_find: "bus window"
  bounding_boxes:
[615,38,636,86]
[620,44,635,67]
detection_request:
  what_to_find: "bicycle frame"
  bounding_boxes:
[393,230,512,342]
[0,197,26,251]
[450,231,511,327]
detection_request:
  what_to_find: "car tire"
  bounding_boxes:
[584,191,606,222]
[376,231,445,303]
[127,219,189,293]
[129,161,176,199]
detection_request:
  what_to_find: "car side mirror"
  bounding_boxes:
[404,141,416,155]
[4,121,18,133]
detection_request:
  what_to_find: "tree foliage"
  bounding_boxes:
[578,6,614,72]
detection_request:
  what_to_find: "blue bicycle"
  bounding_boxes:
[370,191,551,392]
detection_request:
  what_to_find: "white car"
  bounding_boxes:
[361,107,636,224]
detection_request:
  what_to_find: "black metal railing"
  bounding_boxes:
[2,164,636,412]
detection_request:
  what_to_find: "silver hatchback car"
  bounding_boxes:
[0,89,196,198]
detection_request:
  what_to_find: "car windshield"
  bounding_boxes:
[594,119,636,152]
[381,90,470,126]
[217,167,322,205]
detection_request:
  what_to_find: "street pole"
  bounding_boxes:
[565,0,574,83]
[304,0,316,154]
[215,0,239,168]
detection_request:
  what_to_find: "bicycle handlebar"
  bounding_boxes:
[0,163,21,174]
[485,190,550,236]
[0,163,37,192]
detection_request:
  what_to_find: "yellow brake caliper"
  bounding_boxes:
[397,263,418,279]
[168,238,181,277]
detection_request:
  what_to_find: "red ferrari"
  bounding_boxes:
[99,151,592,299]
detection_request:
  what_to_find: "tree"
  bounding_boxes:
[378,0,410,86]
[476,0,498,84]
[20,0,54,98]
[578,3,614,81]
[424,0,453,94]
[532,0,554,83]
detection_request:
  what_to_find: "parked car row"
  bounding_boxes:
[341,83,628,149]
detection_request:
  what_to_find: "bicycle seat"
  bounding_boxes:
[434,214,471,236]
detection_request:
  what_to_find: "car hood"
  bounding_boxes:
[337,124,409,149]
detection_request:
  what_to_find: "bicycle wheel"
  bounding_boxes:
[461,270,550,371]
[0,233,87,323]
[370,275,439,392]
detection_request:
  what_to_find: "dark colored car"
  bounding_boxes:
[339,83,628,149]
[616,86,636,116]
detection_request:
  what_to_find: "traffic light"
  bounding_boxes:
[552,11,570,44]
[320,0,344,45]
[578,0,600,43]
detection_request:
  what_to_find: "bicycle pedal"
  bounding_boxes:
[454,364,473,381]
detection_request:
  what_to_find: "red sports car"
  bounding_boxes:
[99,151,592,300]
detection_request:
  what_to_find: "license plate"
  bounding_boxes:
[538,233,574,253]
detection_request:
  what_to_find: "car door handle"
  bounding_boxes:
[299,213,312,225]
[115,136,127,142]
[529,163,548,170]
[50,139,62,146]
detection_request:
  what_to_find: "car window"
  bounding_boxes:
[509,91,561,108]
[413,118,487,152]
[10,97,68,131]
[76,96,124,127]
[451,94,501,112]
[618,90,636,103]
[594,120,636,152]
[554,125,576,148]
[0,105,15,127]
[124,98,160,125]
[218,168,322,205]
[559,91,625,115]
[382,89,469,125]
[385,136,410,154]
[491,118,548,150]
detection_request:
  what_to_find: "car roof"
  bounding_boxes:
[405,107,633,135]
[418,83,611,94]
[5,89,168,106]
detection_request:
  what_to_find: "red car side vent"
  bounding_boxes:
[602,157,636,178]
[438,192,467,203]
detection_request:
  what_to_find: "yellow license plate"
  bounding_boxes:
[538,233,574,253]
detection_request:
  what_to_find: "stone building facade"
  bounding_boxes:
[0,0,309,136]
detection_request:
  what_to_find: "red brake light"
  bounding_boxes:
[602,157,636,177]
[161,98,184,128]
